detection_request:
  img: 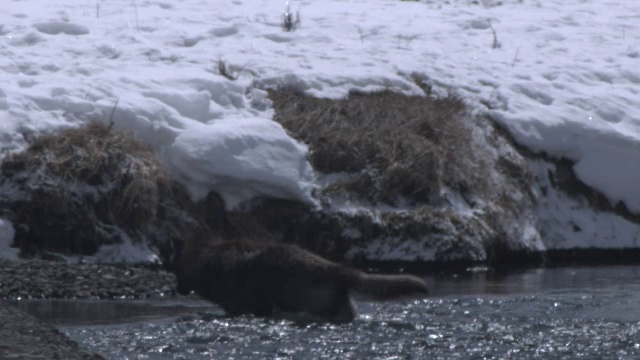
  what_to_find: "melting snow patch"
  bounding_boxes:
[92,238,161,264]
[33,22,89,35]
[9,32,44,46]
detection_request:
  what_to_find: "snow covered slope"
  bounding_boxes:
[1,0,639,260]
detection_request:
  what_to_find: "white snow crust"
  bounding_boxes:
[1,0,639,260]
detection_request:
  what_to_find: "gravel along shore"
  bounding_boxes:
[0,260,177,300]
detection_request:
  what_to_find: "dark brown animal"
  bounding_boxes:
[175,240,428,322]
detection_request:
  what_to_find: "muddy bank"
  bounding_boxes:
[0,301,103,359]
[0,260,177,359]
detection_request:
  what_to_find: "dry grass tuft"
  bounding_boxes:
[217,59,239,81]
[282,2,300,32]
[269,89,488,205]
[0,121,212,263]
[4,122,165,226]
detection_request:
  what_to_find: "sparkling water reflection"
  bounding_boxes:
[41,266,640,359]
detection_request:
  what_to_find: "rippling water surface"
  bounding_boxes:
[20,266,640,359]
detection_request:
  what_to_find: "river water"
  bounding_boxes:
[14,266,640,359]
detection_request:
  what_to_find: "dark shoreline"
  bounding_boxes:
[357,248,640,275]
[4,248,640,300]
[2,249,640,359]
[0,302,104,359]
[0,260,177,300]
[0,260,177,359]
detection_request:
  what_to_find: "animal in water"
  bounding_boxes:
[175,239,428,322]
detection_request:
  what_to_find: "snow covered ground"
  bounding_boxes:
[1,0,639,260]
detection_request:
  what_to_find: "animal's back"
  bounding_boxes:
[176,240,427,322]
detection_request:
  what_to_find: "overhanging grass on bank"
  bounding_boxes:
[0,88,535,265]
[2,122,167,229]
[268,89,489,205]
[0,122,210,263]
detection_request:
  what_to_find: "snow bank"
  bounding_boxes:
[1,0,639,259]
[529,159,640,250]
[167,118,316,209]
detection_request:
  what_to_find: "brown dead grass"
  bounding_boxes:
[269,89,488,205]
[4,122,166,226]
[1,121,213,263]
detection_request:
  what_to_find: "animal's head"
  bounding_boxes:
[174,246,199,295]
[176,273,194,295]
[172,237,197,296]
[172,234,219,296]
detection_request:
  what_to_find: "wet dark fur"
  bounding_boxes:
[176,240,428,322]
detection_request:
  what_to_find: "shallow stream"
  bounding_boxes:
[14,266,640,359]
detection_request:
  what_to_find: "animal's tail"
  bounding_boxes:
[348,271,429,301]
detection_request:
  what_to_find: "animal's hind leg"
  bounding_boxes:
[327,290,356,323]
[296,281,355,322]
